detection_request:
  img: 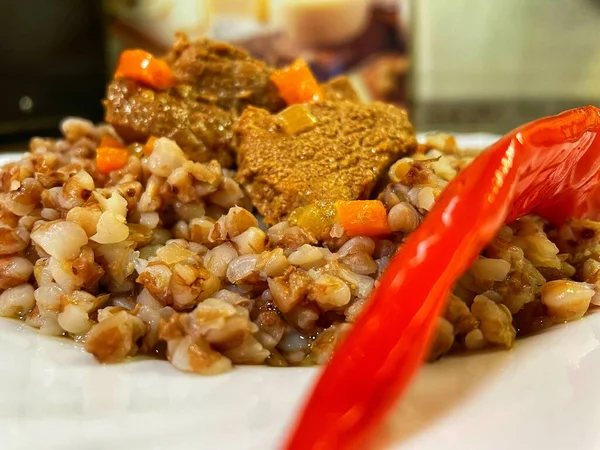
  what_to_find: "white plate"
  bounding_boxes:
[2,134,598,450]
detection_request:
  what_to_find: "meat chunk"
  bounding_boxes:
[236,101,417,224]
[104,34,284,167]
[164,34,284,112]
[105,79,237,166]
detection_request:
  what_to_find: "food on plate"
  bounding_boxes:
[104,36,362,170]
[105,78,238,166]
[1,34,600,448]
[104,34,284,167]
[286,105,600,450]
[235,101,416,224]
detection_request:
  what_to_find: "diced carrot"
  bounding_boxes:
[114,49,175,90]
[143,136,157,157]
[96,147,129,174]
[100,135,124,149]
[271,59,323,105]
[336,200,391,237]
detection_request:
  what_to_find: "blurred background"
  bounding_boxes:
[1,0,599,147]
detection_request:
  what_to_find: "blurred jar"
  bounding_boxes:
[273,0,371,47]
[406,0,600,132]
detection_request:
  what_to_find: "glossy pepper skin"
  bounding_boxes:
[284,106,600,450]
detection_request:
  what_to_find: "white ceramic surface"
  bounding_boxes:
[2,134,598,450]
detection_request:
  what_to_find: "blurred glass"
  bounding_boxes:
[407,0,600,132]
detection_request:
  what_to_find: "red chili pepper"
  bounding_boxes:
[284,105,600,450]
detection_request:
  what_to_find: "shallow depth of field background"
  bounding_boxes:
[0,0,599,146]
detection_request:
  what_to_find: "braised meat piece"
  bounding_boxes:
[236,101,417,224]
[105,79,237,166]
[104,34,284,167]
[163,34,284,112]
